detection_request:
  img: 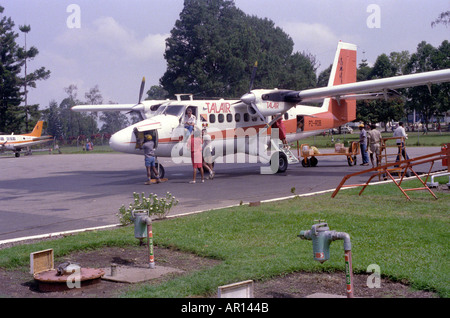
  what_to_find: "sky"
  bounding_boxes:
[2,0,449,109]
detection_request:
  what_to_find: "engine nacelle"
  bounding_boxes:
[245,89,297,117]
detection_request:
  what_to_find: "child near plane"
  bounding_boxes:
[187,128,204,183]
[202,128,215,179]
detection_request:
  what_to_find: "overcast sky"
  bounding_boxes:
[3,0,449,108]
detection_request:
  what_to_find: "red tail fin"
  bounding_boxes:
[326,42,357,124]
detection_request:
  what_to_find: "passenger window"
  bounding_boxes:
[244,113,250,122]
[235,113,241,122]
[226,114,233,122]
[284,113,289,120]
[209,114,216,123]
[218,114,224,123]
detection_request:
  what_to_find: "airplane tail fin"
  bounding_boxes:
[24,121,44,137]
[321,42,357,124]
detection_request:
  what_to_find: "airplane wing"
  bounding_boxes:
[289,69,450,103]
[71,104,136,112]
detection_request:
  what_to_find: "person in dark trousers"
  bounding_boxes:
[359,124,369,166]
[393,121,409,162]
[143,134,161,185]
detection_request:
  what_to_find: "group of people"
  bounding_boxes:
[358,121,409,168]
[142,107,215,185]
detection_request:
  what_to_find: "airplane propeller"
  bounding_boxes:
[138,76,145,105]
[130,77,146,120]
[239,61,268,123]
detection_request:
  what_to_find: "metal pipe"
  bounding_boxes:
[299,225,354,298]
[331,232,353,298]
[142,216,155,269]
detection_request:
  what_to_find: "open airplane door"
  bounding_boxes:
[133,123,164,179]
[133,123,161,150]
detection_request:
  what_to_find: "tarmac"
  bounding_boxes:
[0,146,445,244]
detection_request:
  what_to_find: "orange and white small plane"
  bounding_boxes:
[0,121,53,157]
[72,42,450,175]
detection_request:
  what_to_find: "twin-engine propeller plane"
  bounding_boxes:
[0,121,53,157]
[72,42,450,176]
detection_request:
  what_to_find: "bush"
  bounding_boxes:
[117,192,178,225]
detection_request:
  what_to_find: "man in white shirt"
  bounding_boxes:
[184,108,196,135]
[393,121,409,161]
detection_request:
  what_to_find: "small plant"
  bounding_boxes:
[117,192,179,225]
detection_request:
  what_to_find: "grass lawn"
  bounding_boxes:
[0,179,448,298]
[294,131,450,149]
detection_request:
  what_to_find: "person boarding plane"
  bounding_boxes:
[72,42,450,176]
[0,121,53,157]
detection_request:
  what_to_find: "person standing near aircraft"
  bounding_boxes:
[393,121,409,161]
[184,107,196,135]
[188,128,204,183]
[359,124,369,166]
[143,134,161,185]
[202,128,215,179]
[367,124,382,167]
[272,117,289,149]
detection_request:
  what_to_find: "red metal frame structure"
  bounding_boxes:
[331,145,450,201]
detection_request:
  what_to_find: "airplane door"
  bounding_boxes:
[133,127,159,149]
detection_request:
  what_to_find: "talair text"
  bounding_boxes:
[206,102,231,113]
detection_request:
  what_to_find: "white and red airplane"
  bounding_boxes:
[72,42,450,176]
[0,121,53,157]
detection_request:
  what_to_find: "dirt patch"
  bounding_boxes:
[0,245,438,298]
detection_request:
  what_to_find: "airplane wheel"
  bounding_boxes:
[153,163,165,179]
[301,158,310,167]
[15,152,20,158]
[310,156,318,167]
[276,152,288,173]
[270,152,288,173]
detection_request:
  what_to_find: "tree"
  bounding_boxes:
[160,0,316,98]
[0,6,50,133]
[431,11,450,28]
[100,111,130,135]
[0,6,22,133]
[404,41,449,128]
[146,85,169,100]
[356,53,406,129]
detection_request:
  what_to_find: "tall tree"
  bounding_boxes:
[404,41,449,127]
[356,53,406,129]
[0,6,50,133]
[0,6,22,133]
[160,0,316,98]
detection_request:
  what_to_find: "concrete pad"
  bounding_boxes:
[101,265,184,283]
[306,293,347,298]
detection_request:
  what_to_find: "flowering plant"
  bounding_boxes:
[117,192,178,225]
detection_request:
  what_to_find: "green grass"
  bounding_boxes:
[295,131,450,149]
[0,180,448,297]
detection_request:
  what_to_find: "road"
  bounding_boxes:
[0,146,444,243]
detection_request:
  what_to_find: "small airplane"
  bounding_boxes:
[72,42,450,176]
[0,121,53,157]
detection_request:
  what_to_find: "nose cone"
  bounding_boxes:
[241,92,256,105]
[109,127,134,153]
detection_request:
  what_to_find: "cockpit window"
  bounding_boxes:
[154,105,167,115]
[162,105,185,117]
